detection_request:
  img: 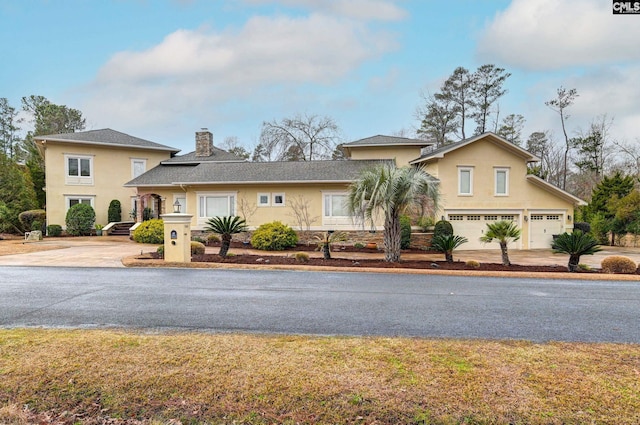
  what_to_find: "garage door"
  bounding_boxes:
[529,214,564,249]
[448,213,520,250]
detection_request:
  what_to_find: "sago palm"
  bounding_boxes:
[480,220,521,266]
[552,230,602,272]
[431,234,468,263]
[205,216,247,258]
[348,163,439,262]
[314,231,348,260]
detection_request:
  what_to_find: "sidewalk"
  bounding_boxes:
[1,236,640,269]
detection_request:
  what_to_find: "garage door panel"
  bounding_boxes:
[529,214,563,249]
[448,213,520,250]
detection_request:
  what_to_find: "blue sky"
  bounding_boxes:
[1,0,638,154]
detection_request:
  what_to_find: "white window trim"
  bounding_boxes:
[257,193,271,207]
[272,192,286,207]
[458,166,473,196]
[131,158,147,179]
[65,195,95,210]
[321,191,355,227]
[195,191,237,225]
[64,154,94,186]
[494,167,509,196]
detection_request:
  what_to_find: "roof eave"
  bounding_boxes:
[526,175,587,206]
[35,137,180,153]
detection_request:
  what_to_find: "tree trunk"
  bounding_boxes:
[384,212,401,262]
[445,251,453,263]
[322,243,331,260]
[500,242,510,266]
[568,254,580,272]
[219,235,231,258]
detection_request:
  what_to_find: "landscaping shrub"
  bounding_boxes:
[108,200,122,223]
[156,245,164,257]
[31,220,43,232]
[417,216,435,232]
[65,204,96,236]
[465,260,481,269]
[601,256,637,274]
[46,224,62,237]
[207,234,221,244]
[251,221,298,251]
[142,207,154,221]
[573,221,591,234]
[18,209,46,232]
[433,220,454,239]
[294,252,310,263]
[400,215,411,249]
[191,241,206,255]
[192,236,206,244]
[132,219,164,244]
[353,242,365,249]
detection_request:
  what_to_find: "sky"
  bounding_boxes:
[1,0,639,154]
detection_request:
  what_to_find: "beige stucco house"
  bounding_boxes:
[38,127,585,250]
[35,129,179,228]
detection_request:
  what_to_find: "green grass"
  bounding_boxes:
[0,329,639,424]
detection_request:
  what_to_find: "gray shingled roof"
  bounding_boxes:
[161,147,245,163]
[341,134,433,147]
[34,128,179,152]
[125,159,393,187]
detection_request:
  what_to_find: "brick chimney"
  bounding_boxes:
[195,128,213,157]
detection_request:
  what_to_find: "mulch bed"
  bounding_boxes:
[190,253,575,273]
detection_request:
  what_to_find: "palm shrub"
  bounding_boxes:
[431,234,468,263]
[132,219,164,244]
[108,200,122,223]
[205,216,247,258]
[552,230,602,272]
[480,220,521,266]
[348,164,439,262]
[314,231,347,260]
[251,221,298,251]
[65,204,96,236]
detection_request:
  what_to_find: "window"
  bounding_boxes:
[324,194,349,217]
[449,215,464,221]
[65,196,94,210]
[467,215,481,221]
[547,215,560,220]
[531,215,544,221]
[131,159,147,178]
[458,167,473,195]
[495,168,509,196]
[65,155,93,185]
[484,215,498,221]
[197,193,235,221]
[501,215,515,221]
[257,193,270,206]
[272,193,285,206]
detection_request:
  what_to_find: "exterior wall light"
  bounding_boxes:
[173,200,181,213]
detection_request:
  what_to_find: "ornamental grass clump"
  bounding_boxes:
[294,252,310,263]
[601,256,637,274]
[190,241,206,256]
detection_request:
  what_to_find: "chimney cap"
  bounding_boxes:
[200,127,208,131]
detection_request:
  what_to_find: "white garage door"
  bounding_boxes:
[529,214,564,249]
[448,213,520,250]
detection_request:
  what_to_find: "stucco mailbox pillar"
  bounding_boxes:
[161,213,193,263]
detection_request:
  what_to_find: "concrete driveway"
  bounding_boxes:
[1,236,640,269]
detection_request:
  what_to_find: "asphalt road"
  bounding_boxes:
[0,266,638,343]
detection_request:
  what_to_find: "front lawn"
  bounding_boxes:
[1,329,638,424]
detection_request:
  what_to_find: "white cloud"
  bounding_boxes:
[81,13,397,141]
[477,0,640,70]
[243,0,407,21]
